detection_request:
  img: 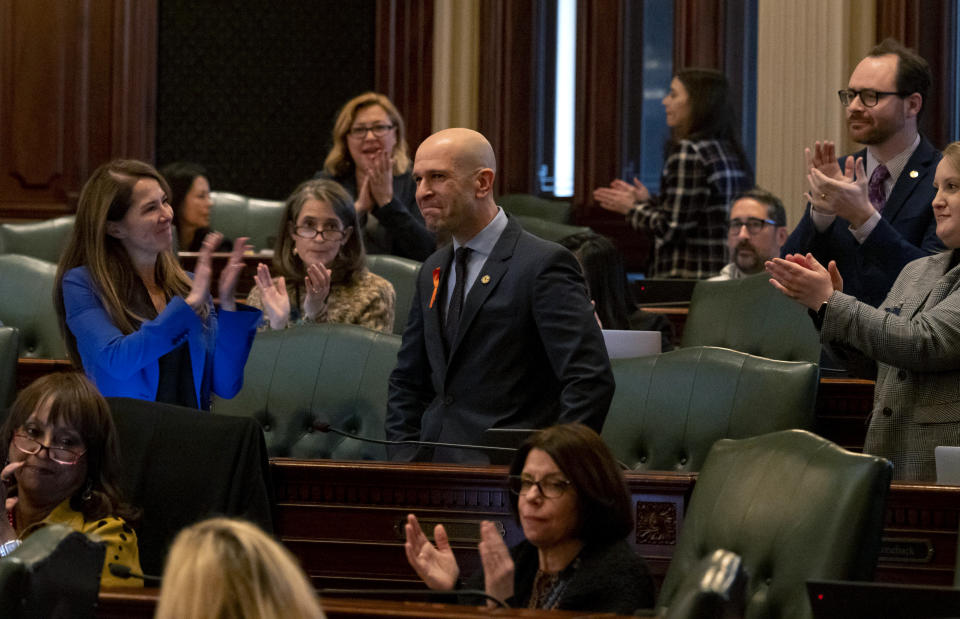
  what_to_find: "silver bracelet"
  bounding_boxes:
[0,539,21,557]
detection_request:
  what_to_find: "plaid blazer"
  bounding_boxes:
[822,250,960,480]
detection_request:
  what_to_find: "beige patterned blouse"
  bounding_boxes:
[246,268,395,334]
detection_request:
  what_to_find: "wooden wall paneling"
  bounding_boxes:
[876,0,956,149]
[672,0,724,71]
[376,0,434,156]
[0,0,157,220]
[477,0,536,196]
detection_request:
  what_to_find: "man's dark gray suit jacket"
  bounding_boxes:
[783,136,943,307]
[386,216,615,463]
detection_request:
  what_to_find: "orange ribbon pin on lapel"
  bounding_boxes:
[429,267,441,308]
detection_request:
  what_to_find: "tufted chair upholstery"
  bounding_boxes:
[209,191,285,251]
[212,323,401,460]
[680,272,821,363]
[0,327,19,409]
[499,193,573,224]
[366,254,420,335]
[0,215,75,264]
[657,430,892,619]
[0,255,66,359]
[602,346,818,471]
[514,215,590,243]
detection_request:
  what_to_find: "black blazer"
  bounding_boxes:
[386,216,615,463]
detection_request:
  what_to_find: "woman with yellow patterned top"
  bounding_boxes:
[246,179,395,333]
[0,372,141,588]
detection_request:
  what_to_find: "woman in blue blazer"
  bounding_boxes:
[54,159,261,410]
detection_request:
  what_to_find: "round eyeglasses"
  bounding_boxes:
[347,124,395,140]
[728,217,778,235]
[508,475,572,499]
[292,225,347,242]
[12,433,87,465]
[837,88,904,108]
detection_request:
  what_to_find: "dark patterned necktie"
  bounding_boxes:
[868,164,890,213]
[444,246,471,351]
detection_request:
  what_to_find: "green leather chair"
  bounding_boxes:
[680,272,821,364]
[0,215,75,264]
[213,323,401,460]
[663,549,747,619]
[366,254,420,335]
[514,215,590,243]
[0,255,66,359]
[602,346,818,471]
[656,430,892,619]
[0,326,20,410]
[0,524,103,618]
[499,193,573,224]
[209,191,286,252]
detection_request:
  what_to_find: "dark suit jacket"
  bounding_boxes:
[783,136,943,307]
[386,216,615,463]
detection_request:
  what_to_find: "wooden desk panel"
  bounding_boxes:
[97,589,641,618]
[271,460,960,589]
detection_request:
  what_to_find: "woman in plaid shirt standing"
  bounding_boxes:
[594,69,753,279]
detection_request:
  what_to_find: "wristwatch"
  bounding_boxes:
[808,301,828,330]
[0,539,21,557]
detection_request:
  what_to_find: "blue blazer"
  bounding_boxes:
[783,136,944,307]
[62,267,261,410]
[386,216,615,463]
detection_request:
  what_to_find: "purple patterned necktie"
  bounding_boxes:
[868,164,890,213]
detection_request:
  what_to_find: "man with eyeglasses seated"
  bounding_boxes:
[783,38,943,308]
[710,188,788,281]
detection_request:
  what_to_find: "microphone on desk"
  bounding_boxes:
[312,422,518,458]
[319,587,510,609]
[108,563,163,585]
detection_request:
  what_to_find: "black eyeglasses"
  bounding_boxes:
[12,433,87,465]
[728,217,778,235]
[508,475,572,499]
[291,225,347,241]
[837,88,904,107]
[347,124,395,139]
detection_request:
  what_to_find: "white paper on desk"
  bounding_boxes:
[935,446,960,485]
[601,330,661,359]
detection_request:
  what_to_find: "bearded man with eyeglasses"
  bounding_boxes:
[710,188,788,280]
[782,38,943,308]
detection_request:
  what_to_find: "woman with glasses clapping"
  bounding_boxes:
[403,424,655,614]
[246,179,395,333]
[0,372,141,588]
[316,92,435,260]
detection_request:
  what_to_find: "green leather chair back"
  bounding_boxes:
[0,255,66,359]
[680,272,821,363]
[0,326,19,410]
[213,323,401,460]
[657,430,892,619]
[367,254,420,335]
[2,524,103,618]
[0,215,75,264]
[514,215,590,243]
[499,193,573,224]
[602,346,818,471]
[209,191,285,252]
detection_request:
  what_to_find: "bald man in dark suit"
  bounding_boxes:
[386,128,614,463]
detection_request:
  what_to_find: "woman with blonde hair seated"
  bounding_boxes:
[155,517,325,619]
[246,179,395,333]
[317,91,434,260]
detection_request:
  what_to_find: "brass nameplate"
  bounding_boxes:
[878,537,934,563]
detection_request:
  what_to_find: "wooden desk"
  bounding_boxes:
[16,358,72,392]
[97,589,642,618]
[271,460,960,590]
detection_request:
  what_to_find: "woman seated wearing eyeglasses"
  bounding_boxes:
[403,423,655,614]
[0,372,141,588]
[316,92,435,261]
[246,179,395,333]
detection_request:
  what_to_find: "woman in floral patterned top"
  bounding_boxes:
[246,179,395,333]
